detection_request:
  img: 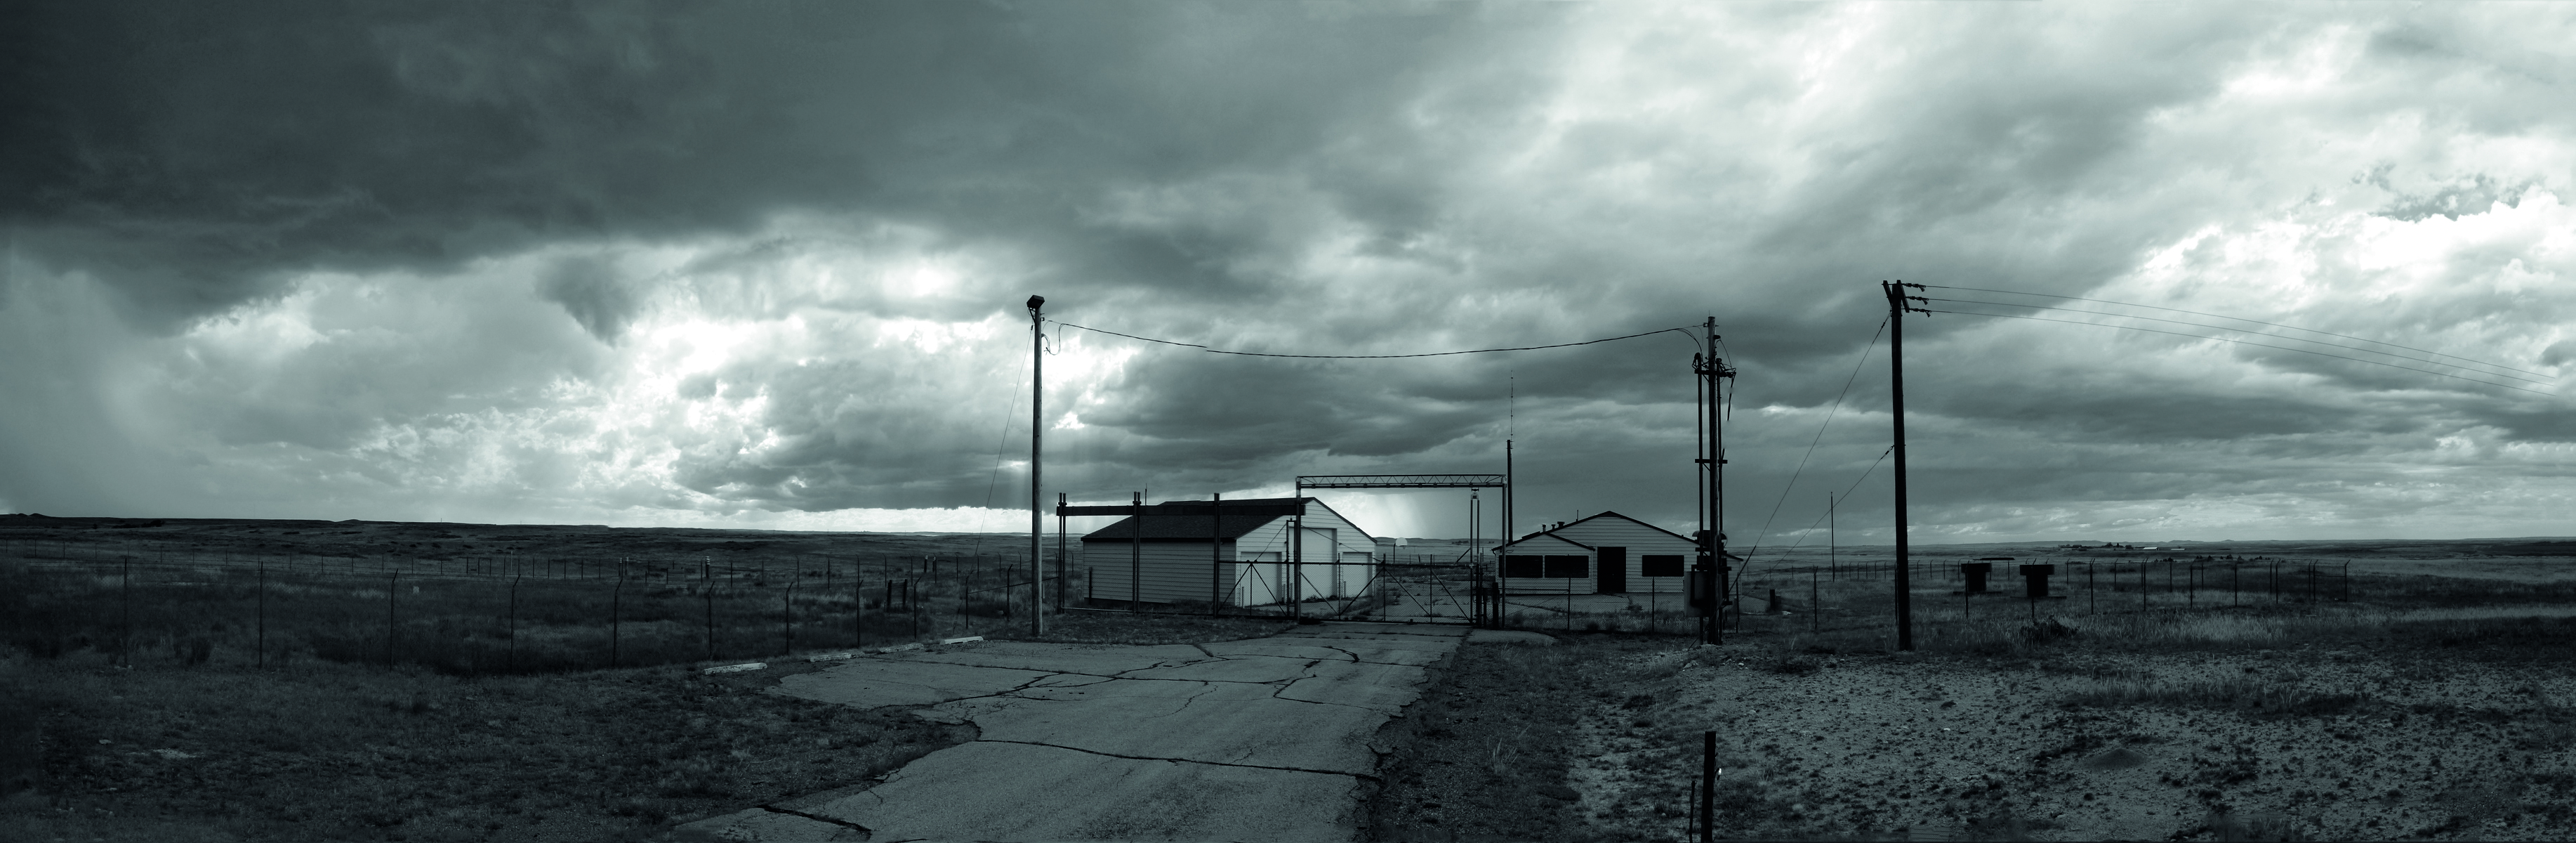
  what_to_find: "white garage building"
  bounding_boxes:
[1494,511,1710,595]
[1081,497,1379,607]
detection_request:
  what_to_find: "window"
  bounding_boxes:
[1543,555,1589,578]
[1504,555,1543,578]
[1641,555,1685,577]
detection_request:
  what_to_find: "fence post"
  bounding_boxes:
[610,561,624,669]
[1698,731,1717,843]
[121,555,132,667]
[783,576,796,656]
[509,574,521,672]
[256,557,267,670]
[386,568,399,669]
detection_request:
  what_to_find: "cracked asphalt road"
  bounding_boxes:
[675,621,1465,842]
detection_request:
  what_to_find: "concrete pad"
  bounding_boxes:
[771,660,1052,708]
[1466,629,1559,646]
[956,679,1385,774]
[1115,656,1310,684]
[883,640,1213,677]
[1276,660,1435,713]
[794,740,1363,842]
[1246,636,1455,666]
[672,807,866,842]
[1296,622,1469,639]
[689,622,1462,842]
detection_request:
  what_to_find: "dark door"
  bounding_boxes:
[1597,547,1627,594]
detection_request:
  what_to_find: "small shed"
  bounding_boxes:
[1494,511,1707,595]
[1081,497,1378,607]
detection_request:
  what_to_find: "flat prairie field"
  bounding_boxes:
[0,515,1303,841]
[1369,554,2576,842]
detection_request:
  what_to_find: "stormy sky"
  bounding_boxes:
[4,1,2571,547]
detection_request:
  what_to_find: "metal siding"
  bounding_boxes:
[1552,516,1696,594]
[1079,502,1380,606]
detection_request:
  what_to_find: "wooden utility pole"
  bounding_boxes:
[1029,296,1046,636]
[1884,281,1926,651]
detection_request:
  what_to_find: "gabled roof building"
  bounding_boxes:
[1493,511,1715,595]
[1078,497,1378,607]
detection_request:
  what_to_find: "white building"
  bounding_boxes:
[1493,511,1709,595]
[1081,497,1378,607]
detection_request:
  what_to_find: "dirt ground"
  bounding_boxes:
[1566,644,2573,841]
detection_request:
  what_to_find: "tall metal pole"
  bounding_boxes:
[1884,281,1921,651]
[1131,491,1143,608]
[1056,493,1067,610]
[1697,317,1731,645]
[1291,481,1304,618]
[1710,319,1724,643]
[1501,440,1512,612]
[1029,296,1045,635]
[1211,492,1223,614]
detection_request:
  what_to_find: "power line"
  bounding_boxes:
[1054,322,1701,359]
[1737,445,1894,589]
[1923,296,2554,386]
[1921,308,2554,397]
[1739,317,1889,563]
[1921,284,2549,379]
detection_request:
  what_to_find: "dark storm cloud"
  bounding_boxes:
[538,255,641,344]
[1,1,1498,321]
[5,1,2571,539]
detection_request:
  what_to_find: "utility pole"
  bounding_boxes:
[1131,491,1144,608]
[1694,317,1734,645]
[1501,438,1513,612]
[1028,295,1046,636]
[1883,280,1927,651]
[1055,492,1068,610]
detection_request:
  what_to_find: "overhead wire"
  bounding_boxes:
[1735,445,1895,592]
[1920,284,2550,379]
[1919,307,2554,397]
[1922,296,2553,386]
[1738,316,1889,566]
[967,335,1035,560]
[1054,322,1701,359]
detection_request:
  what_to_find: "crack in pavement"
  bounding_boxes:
[1144,681,1223,719]
[758,804,872,835]
[972,738,1382,783]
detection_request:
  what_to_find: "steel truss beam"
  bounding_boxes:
[1295,474,1507,489]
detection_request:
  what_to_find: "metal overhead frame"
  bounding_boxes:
[1296,474,1507,490]
[1296,473,1510,625]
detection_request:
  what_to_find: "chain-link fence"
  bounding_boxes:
[2,538,1063,674]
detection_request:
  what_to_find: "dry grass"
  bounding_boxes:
[0,648,964,842]
[1364,636,1624,842]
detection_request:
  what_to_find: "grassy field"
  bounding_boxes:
[0,601,1300,842]
[1366,555,2576,842]
[1,516,1078,679]
[0,651,967,842]
[13,516,2570,841]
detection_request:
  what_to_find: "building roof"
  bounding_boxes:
[1494,532,1593,554]
[1498,510,1743,560]
[1078,497,1329,542]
